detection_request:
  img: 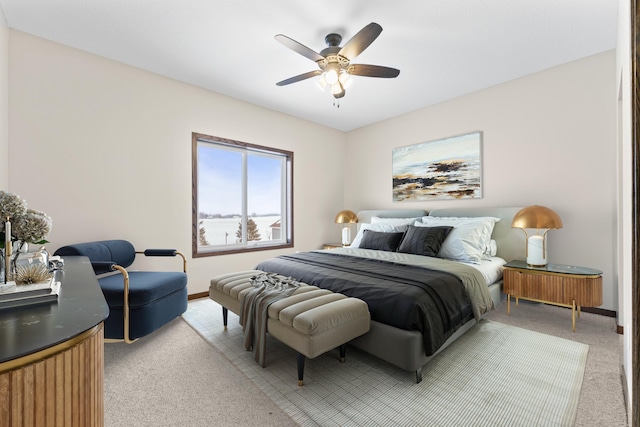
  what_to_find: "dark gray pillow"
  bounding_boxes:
[397,225,454,257]
[359,230,405,252]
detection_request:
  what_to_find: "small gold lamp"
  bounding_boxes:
[335,210,358,246]
[511,205,563,267]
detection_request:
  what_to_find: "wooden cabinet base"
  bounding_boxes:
[0,324,104,426]
[503,267,603,332]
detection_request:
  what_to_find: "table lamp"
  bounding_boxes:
[511,205,563,267]
[335,210,358,246]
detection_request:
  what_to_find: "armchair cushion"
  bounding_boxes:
[100,271,187,309]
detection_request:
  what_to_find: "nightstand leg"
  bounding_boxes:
[507,295,510,314]
[572,300,576,332]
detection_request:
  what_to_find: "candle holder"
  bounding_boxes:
[4,217,11,283]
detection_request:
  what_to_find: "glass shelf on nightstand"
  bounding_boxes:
[504,260,602,276]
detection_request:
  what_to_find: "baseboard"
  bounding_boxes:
[581,306,616,317]
[188,291,208,300]
[539,304,622,333]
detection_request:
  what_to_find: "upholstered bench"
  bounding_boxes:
[209,270,370,386]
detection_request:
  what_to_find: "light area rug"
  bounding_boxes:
[184,298,590,427]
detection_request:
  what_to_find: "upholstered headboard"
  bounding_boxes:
[356,207,525,262]
[357,209,428,224]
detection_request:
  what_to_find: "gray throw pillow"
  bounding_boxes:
[359,230,405,252]
[397,225,453,257]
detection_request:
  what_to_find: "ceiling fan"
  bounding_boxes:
[275,22,400,99]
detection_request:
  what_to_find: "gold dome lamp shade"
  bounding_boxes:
[511,205,563,267]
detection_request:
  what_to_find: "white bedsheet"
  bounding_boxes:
[460,256,507,285]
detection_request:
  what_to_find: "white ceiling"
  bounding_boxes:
[0,1,618,132]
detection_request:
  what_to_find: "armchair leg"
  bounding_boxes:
[111,264,138,344]
[222,307,228,330]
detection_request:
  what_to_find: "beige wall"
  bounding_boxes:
[0,11,8,188]
[8,31,346,295]
[7,31,619,312]
[346,50,618,311]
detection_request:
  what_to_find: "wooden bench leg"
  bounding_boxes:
[297,353,305,386]
[222,307,228,330]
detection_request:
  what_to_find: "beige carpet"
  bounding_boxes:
[184,298,590,427]
[103,316,297,426]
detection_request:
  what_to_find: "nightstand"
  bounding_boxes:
[502,260,603,332]
[322,243,344,250]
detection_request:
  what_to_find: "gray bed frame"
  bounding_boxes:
[348,207,525,383]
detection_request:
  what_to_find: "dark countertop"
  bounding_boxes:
[0,256,109,363]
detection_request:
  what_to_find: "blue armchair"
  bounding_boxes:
[54,240,188,343]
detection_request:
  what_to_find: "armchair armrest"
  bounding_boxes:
[143,249,177,256]
[91,261,117,275]
[136,249,187,273]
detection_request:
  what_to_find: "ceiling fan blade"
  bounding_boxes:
[347,64,400,78]
[276,70,323,86]
[338,22,383,60]
[275,34,325,62]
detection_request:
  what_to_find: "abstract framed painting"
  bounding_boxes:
[392,131,482,201]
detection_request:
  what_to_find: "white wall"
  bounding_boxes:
[8,31,346,295]
[616,0,633,416]
[0,9,8,189]
[346,51,618,311]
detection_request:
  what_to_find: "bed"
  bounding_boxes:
[255,207,525,382]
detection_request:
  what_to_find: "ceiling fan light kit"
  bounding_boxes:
[275,22,400,102]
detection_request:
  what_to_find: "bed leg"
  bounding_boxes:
[297,353,305,386]
[339,344,346,363]
[222,307,228,330]
[415,367,423,384]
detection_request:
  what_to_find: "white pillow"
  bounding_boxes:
[486,239,498,258]
[350,223,410,248]
[416,216,500,263]
[370,216,420,226]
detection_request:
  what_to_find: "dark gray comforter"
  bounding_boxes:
[255,251,474,355]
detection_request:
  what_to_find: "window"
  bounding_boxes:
[192,133,293,256]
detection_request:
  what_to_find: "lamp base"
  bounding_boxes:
[527,235,546,267]
[341,227,351,246]
[526,262,547,268]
